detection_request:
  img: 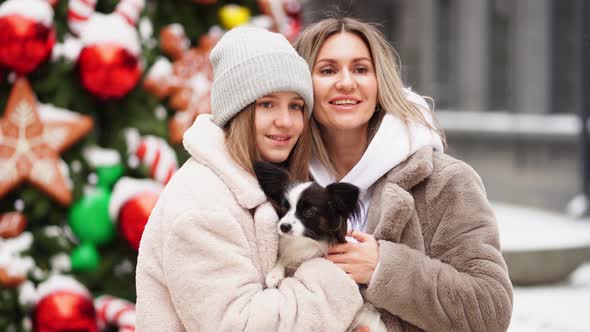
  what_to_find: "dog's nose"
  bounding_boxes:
[280,223,292,233]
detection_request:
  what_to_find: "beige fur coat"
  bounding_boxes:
[364,147,513,331]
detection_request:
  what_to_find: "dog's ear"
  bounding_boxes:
[253,161,290,205]
[326,182,361,222]
[333,217,348,244]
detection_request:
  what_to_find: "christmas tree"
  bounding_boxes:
[0,0,302,330]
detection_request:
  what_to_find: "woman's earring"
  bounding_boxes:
[375,104,381,113]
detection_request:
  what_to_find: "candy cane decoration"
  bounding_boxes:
[95,295,136,332]
[135,136,177,184]
[257,0,302,41]
[68,0,145,36]
[115,0,144,26]
[126,129,178,185]
[267,0,290,35]
[67,0,97,36]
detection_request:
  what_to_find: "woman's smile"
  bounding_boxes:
[328,95,363,110]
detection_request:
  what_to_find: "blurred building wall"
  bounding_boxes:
[302,0,580,212]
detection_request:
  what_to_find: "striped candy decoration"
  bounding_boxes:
[95,295,136,332]
[67,0,145,35]
[67,0,97,35]
[115,0,144,26]
[126,129,178,184]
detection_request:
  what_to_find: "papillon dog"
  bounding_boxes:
[254,161,386,332]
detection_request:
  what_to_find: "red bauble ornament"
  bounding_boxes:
[0,15,55,74]
[33,290,98,332]
[119,192,159,251]
[77,44,141,100]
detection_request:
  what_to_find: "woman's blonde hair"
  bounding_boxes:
[224,104,311,181]
[294,17,446,176]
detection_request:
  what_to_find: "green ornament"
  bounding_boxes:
[69,187,115,246]
[70,243,100,271]
[97,163,124,189]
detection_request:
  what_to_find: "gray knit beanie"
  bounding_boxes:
[209,26,313,127]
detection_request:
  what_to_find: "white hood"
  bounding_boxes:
[309,89,444,229]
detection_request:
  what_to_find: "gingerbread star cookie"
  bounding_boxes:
[144,24,218,143]
[0,77,93,205]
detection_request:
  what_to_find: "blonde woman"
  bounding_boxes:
[136,27,363,331]
[295,17,513,331]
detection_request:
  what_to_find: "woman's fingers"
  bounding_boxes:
[331,262,366,283]
[327,242,353,254]
[326,253,351,263]
[350,230,373,243]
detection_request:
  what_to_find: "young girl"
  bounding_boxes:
[295,17,513,331]
[135,27,363,331]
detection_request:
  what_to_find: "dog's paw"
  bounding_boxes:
[265,267,285,288]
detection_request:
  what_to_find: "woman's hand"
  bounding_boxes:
[355,327,370,332]
[326,231,380,284]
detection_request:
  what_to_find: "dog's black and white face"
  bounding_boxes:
[254,161,361,244]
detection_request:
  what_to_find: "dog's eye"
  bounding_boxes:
[302,208,313,218]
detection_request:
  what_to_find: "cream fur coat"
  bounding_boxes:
[135,115,363,331]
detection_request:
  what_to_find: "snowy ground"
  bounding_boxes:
[510,263,590,332]
[493,202,590,332]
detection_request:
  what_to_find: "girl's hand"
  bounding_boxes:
[326,231,380,284]
[355,327,370,332]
